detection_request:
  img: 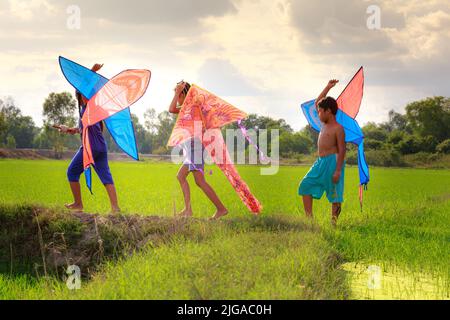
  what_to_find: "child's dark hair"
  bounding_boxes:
[179,81,191,96]
[318,97,338,115]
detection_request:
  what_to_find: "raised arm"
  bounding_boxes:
[333,126,346,184]
[315,79,339,109]
[169,82,187,114]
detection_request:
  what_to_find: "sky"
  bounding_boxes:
[1,0,449,130]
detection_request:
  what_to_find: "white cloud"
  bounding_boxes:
[0,0,448,131]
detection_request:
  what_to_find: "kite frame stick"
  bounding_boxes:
[336,66,364,119]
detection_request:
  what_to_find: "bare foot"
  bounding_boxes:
[65,203,83,212]
[176,208,193,218]
[111,207,121,215]
[331,205,342,227]
[210,208,228,221]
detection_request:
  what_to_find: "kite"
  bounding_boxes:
[301,67,369,210]
[59,56,151,192]
[167,85,263,214]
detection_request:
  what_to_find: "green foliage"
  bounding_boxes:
[364,138,384,150]
[279,131,312,155]
[42,92,77,127]
[365,149,404,167]
[0,97,37,148]
[1,94,449,162]
[436,139,450,154]
[6,135,16,149]
[41,92,77,157]
[406,96,450,143]
[0,112,6,144]
[363,122,388,141]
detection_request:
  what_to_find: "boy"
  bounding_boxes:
[299,79,346,226]
[56,63,120,213]
[169,81,228,220]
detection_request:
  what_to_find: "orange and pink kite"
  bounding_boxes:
[168,85,263,214]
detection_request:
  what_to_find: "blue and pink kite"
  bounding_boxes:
[59,56,151,193]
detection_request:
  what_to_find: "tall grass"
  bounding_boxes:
[0,159,449,299]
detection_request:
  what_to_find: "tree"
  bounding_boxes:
[0,97,37,148]
[42,92,77,157]
[131,113,152,154]
[387,130,404,146]
[301,125,319,152]
[0,111,6,146]
[365,139,384,150]
[152,111,177,153]
[144,108,158,134]
[397,135,423,155]
[362,122,388,142]
[405,97,450,144]
[279,132,312,155]
[6,135,16,149]
[436,139,450,154]
[230,114,293,134]
[380,110,409,133]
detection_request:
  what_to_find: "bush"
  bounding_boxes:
[364,149,405,167]
[397,135,422,154]
[6,135,16,149]
[365,139,384,150]
[436,139,450,154]
[153,146,170,155]
[346,149,358,166]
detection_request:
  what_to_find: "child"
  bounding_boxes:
[299,80,346,226]
[56,63,120,213]
[169,81,228,220]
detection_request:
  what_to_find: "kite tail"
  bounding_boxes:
[359,184,368,212]
[82,127,95,193]
[181,142,205,175]
[204,129,262,214]
[82,127,95,169]
[85,167,93,195]
[237,120,270,163]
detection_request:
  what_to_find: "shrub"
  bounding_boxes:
[436,139,450,154]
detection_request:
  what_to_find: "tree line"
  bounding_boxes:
[1,93,449,162]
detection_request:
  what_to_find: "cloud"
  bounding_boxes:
[0,0,449,130]
[197,58,262,96]
[51,0,236,26]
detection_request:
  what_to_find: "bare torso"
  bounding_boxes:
[318,123,340,157]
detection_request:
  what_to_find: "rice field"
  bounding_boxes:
[0,159,449,300]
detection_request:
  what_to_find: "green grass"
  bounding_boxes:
[0,159,449,299]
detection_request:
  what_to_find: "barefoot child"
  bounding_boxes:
[169,81,228,220]
[299,80,346,226]
[56,63,120,213]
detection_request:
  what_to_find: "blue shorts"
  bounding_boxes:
[298,154,345,203]
[67,148,114,185]
[182,138,204,172]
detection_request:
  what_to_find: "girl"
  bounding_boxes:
[169,81,228,220]
[56,63,120,213]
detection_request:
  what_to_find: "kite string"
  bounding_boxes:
[237,120,270,163]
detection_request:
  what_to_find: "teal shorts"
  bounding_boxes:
[298,154,345,203]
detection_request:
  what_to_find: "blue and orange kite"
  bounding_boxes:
[59,56,151,192]
[301,67,370,210]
